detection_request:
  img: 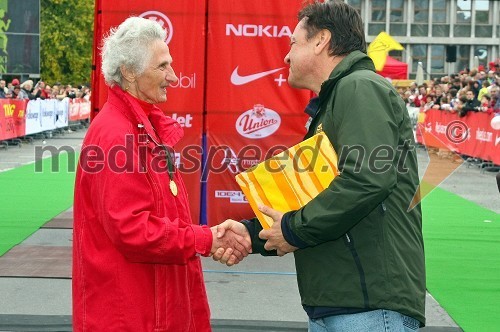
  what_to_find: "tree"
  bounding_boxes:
[40,0,94,86]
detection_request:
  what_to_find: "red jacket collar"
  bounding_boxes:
[108,85,184,147]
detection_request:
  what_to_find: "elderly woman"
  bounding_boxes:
[18,80,40,100]
[72,17,251,332]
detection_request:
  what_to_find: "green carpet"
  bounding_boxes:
[423,186,500,332]
[0,153,77,256]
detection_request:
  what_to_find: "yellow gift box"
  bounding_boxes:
[235,132,339,229]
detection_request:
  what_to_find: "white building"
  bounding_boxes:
[344,0,500,78]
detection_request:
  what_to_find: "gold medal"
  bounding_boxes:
[169,180,178,197]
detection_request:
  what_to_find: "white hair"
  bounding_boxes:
[101,16,167,88]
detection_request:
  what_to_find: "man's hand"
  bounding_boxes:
[258,205,297,256]
[210,219,252,266]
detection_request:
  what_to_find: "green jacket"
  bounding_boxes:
[246,51,426,325]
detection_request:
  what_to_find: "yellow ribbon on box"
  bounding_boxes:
[235,132,340,229]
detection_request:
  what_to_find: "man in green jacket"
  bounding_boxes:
[215,2,425,331]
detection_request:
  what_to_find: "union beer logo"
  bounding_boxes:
[235,104,281,139]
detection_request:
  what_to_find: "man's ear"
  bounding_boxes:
[314,29,331,55]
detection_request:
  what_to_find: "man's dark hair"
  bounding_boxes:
[298,1,366,56]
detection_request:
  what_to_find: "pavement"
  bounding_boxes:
[0,128,498,331]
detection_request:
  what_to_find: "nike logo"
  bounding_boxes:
[230,66,284,85]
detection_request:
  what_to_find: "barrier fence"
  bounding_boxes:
[416,109,499,165]
[0,98,90,141]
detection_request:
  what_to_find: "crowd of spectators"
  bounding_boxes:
[0,78,91,102]
[398,61,500,117]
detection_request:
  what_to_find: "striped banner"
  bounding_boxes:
[236,132,339,229]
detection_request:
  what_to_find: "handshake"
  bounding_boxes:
[209,205,299,266]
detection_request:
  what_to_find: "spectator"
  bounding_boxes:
[468,80,481,100]
[480,94,492,113]
[18,80,41,100]
[37,81,49,99]
[0,79,6,98]
[423,94,435,112]
[478,80,490,101]
[11,85,20,98]
[414,85,427,107]
[454,95,467,114]
[409,81,418,94]
[433,85,444,106]
[448,88,459,110]
[460,90,481,116]
[65,85,77,99]
[451,78,462,91]
[440,96,452,111]
[44,85,53,99]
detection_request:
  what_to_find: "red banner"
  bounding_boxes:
[204,119,307,226]
[164,111,203,225]
[93,1,207,223]
[417,110,500,165]
[206,0,309,114]
[203,0,311,226]
[92,0,207,115]
[69,99,91,122]
[0,99,27,140]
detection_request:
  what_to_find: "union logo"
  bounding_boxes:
[236,104,281,139]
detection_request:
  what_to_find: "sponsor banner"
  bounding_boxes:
[206,109,308,139]
[55,99,69,128]
[69,98,91,122]
[203,131,305,226]
[0,99,26,140]
[417,110,500,165]
[40,99,56,131]
[165,111,203,224]
[25,99,42,135]
[206,0,310,114]
[93,0,206,117]
[26,99,71,135]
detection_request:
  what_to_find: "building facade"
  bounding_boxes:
[344,0,500,78]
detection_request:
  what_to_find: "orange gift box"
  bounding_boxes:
[235,132,339,229]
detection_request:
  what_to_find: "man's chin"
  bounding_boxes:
[288,79,304,90]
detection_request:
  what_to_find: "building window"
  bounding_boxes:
[456,0,471,23]
[346,0,362,15]
[412,0,429,36]
[475,0,491,24]
[454,25,471,37]
[388,50,403,62]
[475,0,492,37]
[431,45,445,74]
[456,45,470,72]
[411,44,427,73]
[368,24,385,36]
[432,0,447,23]
[390,23,407,36]
[371,0,386,22]
[413,0,429,23]
[390,0,404,23]
[474,46,488,69]
[455,0,471,37]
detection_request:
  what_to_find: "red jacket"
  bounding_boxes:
[73,86,213,331]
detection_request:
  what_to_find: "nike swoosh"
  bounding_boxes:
[231,66,284,85]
